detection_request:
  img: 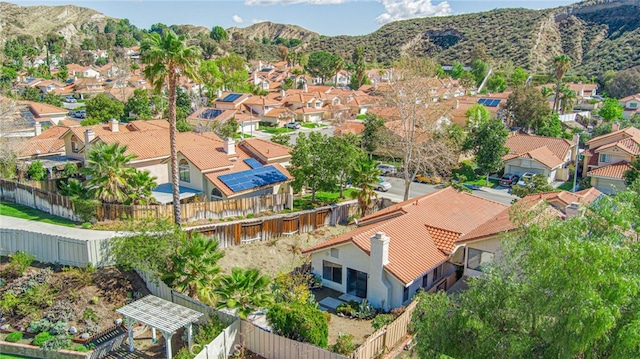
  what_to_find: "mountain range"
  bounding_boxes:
[1,0,639,76]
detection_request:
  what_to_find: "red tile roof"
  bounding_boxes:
[588,161,633,179]
[505,133,574,164]
[239,138,291,160]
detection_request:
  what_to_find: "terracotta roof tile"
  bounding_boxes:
[505,133,573,163]
[21,101,67,116]
[425,225,460,254]
[586,126,640,145]
[588,161,633,179]
[504,146,564,168]
[239,138,291,160]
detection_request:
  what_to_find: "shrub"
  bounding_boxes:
[330,332,356,355]
[83,308,98,323]
[8,250,36,274]
[41,334,72,351]
[5,332,23,342]
[27,160,47,181]
[33,331,53,346]
[371,314,394,330]
[194,316,226,345]
[71,197,99,223]
[452,160,477,181]
[267,302,329,348]
[49,321,69,335]
[29,318,52,334]
[336,301,358,317]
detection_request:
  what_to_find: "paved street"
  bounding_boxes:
[245,123,335,145]
[376,176,519,205]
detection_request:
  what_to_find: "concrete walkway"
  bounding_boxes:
[0,215,121,241]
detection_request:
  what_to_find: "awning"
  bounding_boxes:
[151,183,202,204]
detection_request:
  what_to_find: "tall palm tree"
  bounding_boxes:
[552,55,572,113]
[162,235,224,302]
[350,159,382,218]
[125,170,158,205]
[141,29,201,225]
[213,267,273,319]
[559,87,577,114]
[82,142,136,204]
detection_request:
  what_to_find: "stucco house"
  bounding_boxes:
[582,124,639,194]
[503,133,577,183]
[303,188,516,311]
[618,94,640,119]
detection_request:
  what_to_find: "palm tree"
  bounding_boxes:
[162,235,224,302]
[141,29,201,225]
[552,55,572,113]
[125,170,158,205]
[559,87,577,114]
[82,142,136,204]
[350,159,382,218]
[213,267,273,319]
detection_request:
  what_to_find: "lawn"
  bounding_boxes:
[293,188,360,210]
[0,354,32,358]
[261,127,294,135]
[556,181,575,191]
[0,202,76,227]
[301,123,326,129]
[233,133,253,139]
[464,178,499,188]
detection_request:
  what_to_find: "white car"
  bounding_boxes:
[65,96,77,103]
[285,122,301,129]
[516,172,536,187]
[375,177,392,192]
[376,164,397,176]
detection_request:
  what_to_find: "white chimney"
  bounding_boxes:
[303,83,308,93]
[109,118,119,132]
[84,129,95,152]
[612,121,619,132]
[258,60,263,70]
[217,89,223,99]
[224,137,236,155]
[34,121,42,136]
[369,232,391,310]
[280,89,286,99]
[454,99,459,109]
[565,202,581,218]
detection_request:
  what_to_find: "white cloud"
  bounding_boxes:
[376,0,452,24]
[232,15,244,23]
[252,19,269,24]
[245,0,346,5]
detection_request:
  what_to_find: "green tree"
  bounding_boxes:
[85,93,125,123]
[450,61,464,79]
[510,174,554,197]
[361,113,385,156]
[350,159,381,218]
[599,98,624,122]
[511,67,528,87]
[486,74,506,93]
[289,132,338,202]
[558,86,577,114]
[623,155,640,186]
[471,59,488,87]
[162,235,224,302]
[351,45,367,89]
[22,87,41,102]
[465,118,509,185]
[305,51,340,85]
[54,65,68,82]
[210,26,228,42]
[214,268,273,319]
[142,29,201,225]
[42,93,62,107]
[216,54,247,92]
[267,302,328,348]
[505,85,552,131]
[270,133,291,147]
[124,170,157,205]
[412,186,640,358]
[459,70,476,89]
[605,66,640,99]
[537,113,564,138]
[27,160,47,181]
[464,103,490,128]
[124,89,152,120]
[329,134,363,198]
[552,54,572,113]
[82,142,136,204]
[216,118,238,139]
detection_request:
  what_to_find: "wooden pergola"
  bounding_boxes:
[116,295,203,359]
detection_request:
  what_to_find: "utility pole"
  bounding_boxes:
[572,133,580,192]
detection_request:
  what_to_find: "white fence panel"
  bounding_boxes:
[194,319,240,359]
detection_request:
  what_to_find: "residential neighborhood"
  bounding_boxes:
[1,1,639,358]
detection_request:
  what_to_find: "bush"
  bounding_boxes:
[452,160,478,181]
[336,299,376,319]
[8,251,35,275]
[330,332,356,355]
[71,197,99,223]
[29,318,52,334]
[5,332,23,342]
[194,316,226,345]
[371,313,395,330]
[267,302,329,348]
[49,321,68,335]
[33,331,53,346]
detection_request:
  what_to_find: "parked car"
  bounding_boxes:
[516,172,536,187]
[74,110,86,119]
[499,173,520,187]
[285,122,301,129]
[65,96,77,103]
[376,164,397,176]
[415,174,443,184]
[375,177,392,192]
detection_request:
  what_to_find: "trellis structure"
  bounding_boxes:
[116,295,203,359]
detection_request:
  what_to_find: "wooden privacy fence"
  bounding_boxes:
[348,300,418,359]
[189,199,390,248]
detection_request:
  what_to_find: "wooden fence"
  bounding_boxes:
[0,179,292,223]
[188,199,390,248]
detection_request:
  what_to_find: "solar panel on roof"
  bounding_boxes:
[487,99,500,107]
[477,98,487,105]
[244,158,263,169]
[220,93,241,102]
[219,165,288,193]
[201,109,223,119]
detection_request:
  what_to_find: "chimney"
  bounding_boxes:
[258,60,263,70]
[611,121,619,132]
[454,99,459,109]
[565,202,581,218]
[224,137,236,155]
[84,129,95,151]
[34,121,42,136]
[369,232,391,310]
[216,89,223,99]
[280,89,286,99]
[109,118,119,132]
[572,133,579,145]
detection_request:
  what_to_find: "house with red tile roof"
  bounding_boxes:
[303,187,516,310]
[21,101,69,126]
[582,124,640,194]
[503,133,578,183]
[618,94,640,119]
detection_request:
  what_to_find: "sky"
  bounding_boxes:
[9,0,579,36]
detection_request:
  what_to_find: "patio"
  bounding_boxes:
[312,287,363,312]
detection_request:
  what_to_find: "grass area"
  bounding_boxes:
[0,202,76,227]
[293,188,360,210]
[301,123,327,129]
[0,354,32,358]
[464,178,499,188]
[233,133,253,139]
[556,181,575,191]
[261,127,294,135]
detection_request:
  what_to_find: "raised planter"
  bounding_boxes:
[0,340,91,359]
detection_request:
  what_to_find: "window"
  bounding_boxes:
[179,159,190,182]
[210,187,222,200]
[422,274,428,288]
[322,261,342,284]
[433,263,444,281]
[599,154,610,164]
[71,135,79,153]
[403,286,409,302]
[630,102,638,108]
[467,248,495,272]
[330,248,339,258]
